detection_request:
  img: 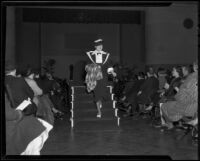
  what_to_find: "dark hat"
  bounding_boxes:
[5,60,16,72]
[26,66,40,76]
[94,39,103,46]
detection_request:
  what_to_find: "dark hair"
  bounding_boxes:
[33,69,40,75]
[16,67,23,76]
[189,64,195,73]
[166,69,171,76]
[157,67,166,74]
[26,67,40,77]
[165,75,173,84]
[138,72,145,79]
[182,65,192,74]
[173,66,183,77]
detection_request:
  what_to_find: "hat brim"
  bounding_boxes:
[94,42,103,46]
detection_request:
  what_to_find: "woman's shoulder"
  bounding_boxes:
[176,77,182,81]
[185,72,197,83]
[174,77,182,84]
[24,77,32,82]
[25,77,37,85]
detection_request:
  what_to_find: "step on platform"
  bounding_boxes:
[71,101,116,110]
[71,86,113,95]
[71,93,114,102]
[71,108,119,119]
[70,118,120,131]
[70,85,120,131]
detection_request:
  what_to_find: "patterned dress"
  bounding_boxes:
[85,49,113,102]
[85,64,103,92]
[161,71,198,122]
[85,63,108,102]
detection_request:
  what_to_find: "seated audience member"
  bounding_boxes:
[149,68,167,107]
[122,72,146,116]
[24,68,56,125]
[111,64,126,101]
[34,71,59,96]
[34,70,64,117]
[151,66,183,114]
[165,69,173,84]
[159,62,198,130]
[157,67,167,91]
[136,67,159,111]
[182,65,192,81]
[35,71,55,95]
[24,68,43,96]
[159,66,183,103]
[5,61,37,116]
[5,91,52,155]
[126,72,146,99]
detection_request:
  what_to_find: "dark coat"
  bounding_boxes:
[5,94,45,155]
[151,77,182,104]
[137,76,159,104]
[164,77,182,99]
[35,77,55,94]
[86,50,114,102]
[5,75,37,115]
[125,79,145,104]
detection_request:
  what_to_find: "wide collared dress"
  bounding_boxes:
[86,50,112,102]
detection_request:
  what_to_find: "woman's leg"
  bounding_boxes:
[160,104,174,129]
[160,103,166,125]
[96,100,102,118]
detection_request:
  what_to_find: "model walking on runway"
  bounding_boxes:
[85,39,113,118]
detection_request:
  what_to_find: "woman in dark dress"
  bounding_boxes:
[159,66,183,103]
[151,66,183,107]
[85,39,112,118]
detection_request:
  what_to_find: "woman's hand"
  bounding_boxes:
[137,91,142,96]
[16,110,24,122]
[160,92,165,97]
[164,83,170,89]
[174,87,179,92]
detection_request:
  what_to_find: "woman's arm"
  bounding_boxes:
[173,78,182,93]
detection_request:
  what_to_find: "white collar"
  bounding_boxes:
[91,50,106,55]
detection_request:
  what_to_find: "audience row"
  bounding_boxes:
[112,62,198,139]
[5,61,64,155]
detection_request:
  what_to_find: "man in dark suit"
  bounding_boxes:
[121,72,146,117]
[136,67,159,112]
[5,61,37,116]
